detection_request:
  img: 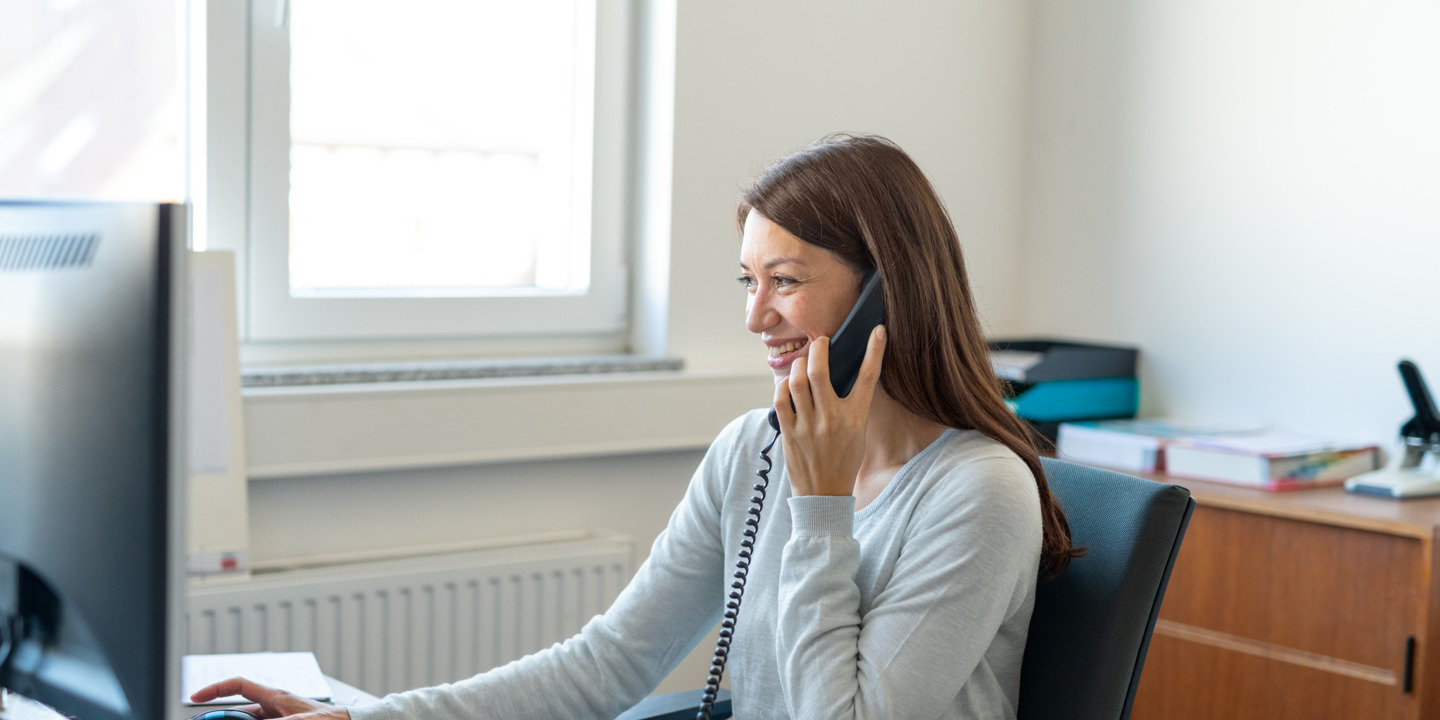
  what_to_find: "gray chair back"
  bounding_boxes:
[1018,458,1195,720]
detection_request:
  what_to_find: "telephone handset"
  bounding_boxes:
[767,269,887,431]
[698,269,885,720]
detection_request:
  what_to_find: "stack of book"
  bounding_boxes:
[1164,433,1380,491]
[1056,418,1254,473]
[1057,420,1381,491]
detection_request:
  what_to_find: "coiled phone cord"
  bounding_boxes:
[697,424,781,720]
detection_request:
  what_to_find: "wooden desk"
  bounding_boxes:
[1127,472,1440,719]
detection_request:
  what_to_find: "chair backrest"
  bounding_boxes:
[1018,458,1195,720]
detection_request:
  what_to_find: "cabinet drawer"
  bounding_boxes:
[1136,634,1411,719]
[1131,505,1427,718]
[1166,505,1422,667]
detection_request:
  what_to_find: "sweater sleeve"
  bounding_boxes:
[776,456,1041,719]
[346,416,754,720]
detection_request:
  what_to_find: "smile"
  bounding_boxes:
[768,339,808,358]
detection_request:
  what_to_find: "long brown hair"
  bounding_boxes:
[738,134,1080,576]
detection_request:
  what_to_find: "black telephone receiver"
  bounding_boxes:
[766,268,887,431]
[699,270,885,720]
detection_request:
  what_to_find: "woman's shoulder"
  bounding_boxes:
[931,429,1029,473]
[917,430,1042,510]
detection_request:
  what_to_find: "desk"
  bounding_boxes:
[326,676,379,708]
[1126,472,1440,719]
[0,677,379,720]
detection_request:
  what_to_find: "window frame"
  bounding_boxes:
[212,0,632,346]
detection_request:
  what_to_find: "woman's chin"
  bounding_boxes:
[768,364,792,384]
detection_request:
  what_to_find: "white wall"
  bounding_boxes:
[1019,0,1440,445]
[247,450,703,569]
[664,0,1034,369]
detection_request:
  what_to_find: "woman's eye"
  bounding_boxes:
[737,275,756,289]
[773,276,795,288]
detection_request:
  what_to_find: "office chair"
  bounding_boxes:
[1018,458,1195,720]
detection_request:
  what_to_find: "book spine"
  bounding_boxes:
[1164,473,1349,492]
[1269,447,1380,481]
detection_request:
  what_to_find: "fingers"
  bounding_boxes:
[845,325,888,410]
[190,678,320,720]
[772,374,795,432]
[778,330,882,434]
[191,677,278,704]
[806,336,831,398]
[789,353,814,417]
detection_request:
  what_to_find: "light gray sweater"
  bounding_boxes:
[348,410,1042,719]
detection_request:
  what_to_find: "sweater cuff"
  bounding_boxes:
[787,495,856,537]
[345,699,396,720]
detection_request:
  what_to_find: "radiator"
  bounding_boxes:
[185,536,635,696]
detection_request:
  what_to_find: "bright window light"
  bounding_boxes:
[286,0,594,298]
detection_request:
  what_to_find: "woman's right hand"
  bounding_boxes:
[190,677,351,720]
[773,326,887,497]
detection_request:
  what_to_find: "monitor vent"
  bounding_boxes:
[0,233,100,272]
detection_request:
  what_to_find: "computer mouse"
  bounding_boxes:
[190,710,261,720]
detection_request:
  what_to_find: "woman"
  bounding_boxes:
[193,134,1077,719]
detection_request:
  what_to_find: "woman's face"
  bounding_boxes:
[739,209,863,381]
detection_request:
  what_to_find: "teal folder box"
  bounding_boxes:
[988,339,1140,439]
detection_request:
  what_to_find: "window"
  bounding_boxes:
[219,0,630,345]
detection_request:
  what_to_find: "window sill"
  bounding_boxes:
[242,354,684,388]
[241,366,775,480]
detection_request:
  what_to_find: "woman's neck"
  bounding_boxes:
[856,388,949,487]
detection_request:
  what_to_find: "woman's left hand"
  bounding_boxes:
[773,325,886,496]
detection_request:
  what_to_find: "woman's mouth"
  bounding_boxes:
[767,338,809,369]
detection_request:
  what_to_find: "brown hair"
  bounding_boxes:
[738,134,1080,576]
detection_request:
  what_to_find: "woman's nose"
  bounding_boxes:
[746,289,777,334]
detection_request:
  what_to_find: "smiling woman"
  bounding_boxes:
[193,134,1075,720]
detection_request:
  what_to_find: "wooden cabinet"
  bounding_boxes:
[1128,475,1440,719]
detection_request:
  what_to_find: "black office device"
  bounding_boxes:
[1398,360,1440,447]
[0,202,188,720]
[1345,360,1440,498]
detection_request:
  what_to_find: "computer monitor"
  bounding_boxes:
[0,201,187,720]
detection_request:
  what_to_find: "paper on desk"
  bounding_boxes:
[182,652,331,705]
